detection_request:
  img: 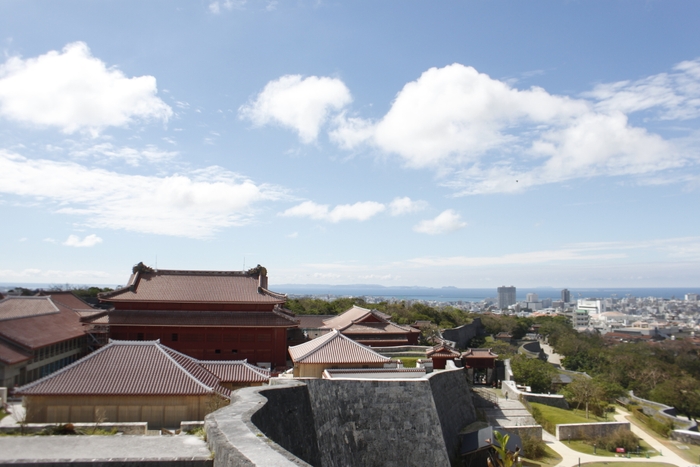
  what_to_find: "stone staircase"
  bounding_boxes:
[473,388,537,427]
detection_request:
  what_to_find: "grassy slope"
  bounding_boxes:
[530,402,609,425]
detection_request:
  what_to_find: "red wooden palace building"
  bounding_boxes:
[96,263,298,368]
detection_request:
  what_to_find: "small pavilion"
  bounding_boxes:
[426,343,461,370]
[461,348,498,385]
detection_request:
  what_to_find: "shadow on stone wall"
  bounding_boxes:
[206,369,477,467]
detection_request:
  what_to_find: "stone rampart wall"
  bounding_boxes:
[441,319,484,349]
[556,422,630,441]
[207,369,477,467]
[251,383,320,466]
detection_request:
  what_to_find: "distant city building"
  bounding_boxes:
[525,292,542,311]
[497,286,516,309]
[686,293,699,302]
[541,298,552,308]
[561,289,571,303]
[577,298,606,315]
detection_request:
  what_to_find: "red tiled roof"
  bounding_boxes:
[16,340,240,397]
[200,361,270,383]
[0,296,59,321]
[100,269,286,304]
[0,341,31,365]
[342,322,420,335]
[297,315,335,329]
[322,306,388,330]
[106,309,298,327]
[0,297,86,350]
[427,343,461,358]
[41,291,97,312]
[288,330,391,364]
[461,348,498,358]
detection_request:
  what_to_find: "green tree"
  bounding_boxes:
[562,376,604,419]
[510,354,556,394]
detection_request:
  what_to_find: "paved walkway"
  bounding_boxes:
[540,341,562,366]
[0,434,212,462]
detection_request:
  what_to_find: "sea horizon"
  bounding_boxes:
[2,282,699,303]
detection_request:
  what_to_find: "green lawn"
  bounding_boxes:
[521,445,562,467]
[581,463,675,467]
[392,357,420,368]
[530,402,609,426]
[0,408,7,421]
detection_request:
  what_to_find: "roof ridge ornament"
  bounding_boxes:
[132,261,155,274]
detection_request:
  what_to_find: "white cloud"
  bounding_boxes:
[585,58,700,120]
[335,64,588,168]
[0,42,172,135]
[0,150,283,238]
[280,200,386,222]
[283,61,700,194]
[70,143,177,167]
[239,75,352,143]
[389,197,427,216]
[413,209,466,235]
[63,234,103,247]
[209,0,245,14]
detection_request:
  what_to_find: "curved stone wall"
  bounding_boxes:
[206,369,477,467]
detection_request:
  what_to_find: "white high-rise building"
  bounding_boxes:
[497,286,516,309]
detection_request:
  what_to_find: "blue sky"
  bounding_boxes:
[1,1,700,288]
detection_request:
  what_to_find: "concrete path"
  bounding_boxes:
[612,408,689,467]
[0,434,212,462]
[540,341,562,366]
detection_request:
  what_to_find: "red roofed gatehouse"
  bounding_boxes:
[95,263,298,368]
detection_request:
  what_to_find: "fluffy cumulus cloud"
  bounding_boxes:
[280,200,385,222]
[258,61,700,194]
[388,197,427,216]
[63,234,103,247]
[413,209,466,235]
[0,150,282,238]
[239,75,352,143]
[0,42,172,135]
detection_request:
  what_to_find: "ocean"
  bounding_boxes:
[276,285,700,302]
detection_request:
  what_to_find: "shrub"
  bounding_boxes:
[520,430,546,459]
[596,428,638,452]
[529,405,555,434]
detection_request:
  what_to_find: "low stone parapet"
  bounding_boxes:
[672,429,700,445]
[502,380,568,409]
[556,421,629,441]
[0,421,147,435]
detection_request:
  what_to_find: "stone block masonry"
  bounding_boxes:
[556,421,630,441]
[206,368,478,467]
